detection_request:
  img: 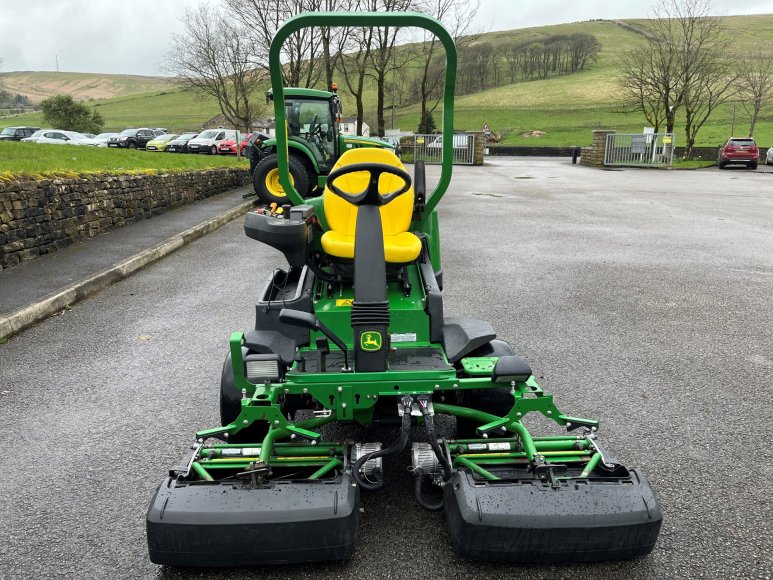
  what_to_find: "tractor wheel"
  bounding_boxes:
[220,350,270,443]
[253,154,310,206]
[456,340,517,439]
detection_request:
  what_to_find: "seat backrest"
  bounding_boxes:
[323,148,414,237]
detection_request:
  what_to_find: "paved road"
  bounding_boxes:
[1,158,772,579]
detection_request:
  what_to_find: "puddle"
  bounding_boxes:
[471,192,506,198]
[514,176,534,179]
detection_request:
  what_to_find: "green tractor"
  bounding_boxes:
[147,12,661,567]
[250,87,395,206]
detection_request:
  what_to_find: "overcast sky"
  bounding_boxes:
[1,0,771,76]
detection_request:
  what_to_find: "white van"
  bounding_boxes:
[187,129,238,154]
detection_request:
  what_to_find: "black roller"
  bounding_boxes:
[147,474,359,566]
[444,468,662,563]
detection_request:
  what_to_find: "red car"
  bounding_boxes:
[717,137,758,170]
[218,132,267,156]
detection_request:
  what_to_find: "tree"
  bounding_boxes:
[619,0,733,148]
[223,0,322,88]
[366,0,414,137]
[412,0,479,136]
[417,109,436,133]
[338,22,373,136]
[165,3,264,132]
[737,52,773,137]
[40,95,104,133]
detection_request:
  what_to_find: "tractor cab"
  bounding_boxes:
[250,87,395,205]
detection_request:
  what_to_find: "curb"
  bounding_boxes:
[0,199,255,342]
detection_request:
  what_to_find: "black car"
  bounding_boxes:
[166,132,199,153]
[0,126,41,141]
[107,128,161,149]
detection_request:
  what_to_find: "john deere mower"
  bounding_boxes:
[147,12,661,566]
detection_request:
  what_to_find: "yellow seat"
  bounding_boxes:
[321,148,422,263]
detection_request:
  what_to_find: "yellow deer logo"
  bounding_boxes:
[361,331,382,352]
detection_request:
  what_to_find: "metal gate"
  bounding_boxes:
[412,133,475,165]
[604,133,675,167]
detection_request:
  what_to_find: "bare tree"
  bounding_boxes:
[410,0,479,131]
[166,3,264,131]
[338,22,373,135]
[366,0,414,137]
[223,0,321,88]
[619,0,733,144]
[737,52,773,137]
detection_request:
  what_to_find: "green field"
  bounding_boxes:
[0,142,246,181]
[1,71,175,102]
[2,15,772,147]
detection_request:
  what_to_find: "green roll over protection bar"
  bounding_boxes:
[269,11,457,221]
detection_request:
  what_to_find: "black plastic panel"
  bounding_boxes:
[147,475,359,566]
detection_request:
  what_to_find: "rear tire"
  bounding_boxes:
[456,340,516,438]
[253,153,310,206]
[749,162,757,170]
[220,350,269,443]
[718,161,725,169]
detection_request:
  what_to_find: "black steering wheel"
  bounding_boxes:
[326,162,412,206]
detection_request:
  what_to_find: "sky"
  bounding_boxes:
[1,0,771,76]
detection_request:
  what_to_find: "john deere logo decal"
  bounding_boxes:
[361,331,382,352]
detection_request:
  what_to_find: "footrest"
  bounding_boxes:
[443,469,661,563]
[147,474,359,566]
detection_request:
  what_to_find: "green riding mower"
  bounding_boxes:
[147,12,661,566]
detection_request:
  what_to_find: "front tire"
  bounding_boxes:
[253,153,311,206]
[128,141,137,149]
[220,350,269,443]
[210,145,217,155]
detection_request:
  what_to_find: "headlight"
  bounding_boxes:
[243,354,283,383]
[119,136,128,141]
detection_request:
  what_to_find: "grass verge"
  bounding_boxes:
[0,142,247,181]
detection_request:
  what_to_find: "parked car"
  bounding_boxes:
[20,129,98,146]
[107,128,158,149]
[380,136,401,156]
[92,132,120,147]
[145,133,179,152]
[0,126,41,141]
[218,132,267,156]
[425,133,470,149]
[717,137,758,169]
[766,146,773,166]
[187,129,238,154]
[165,133,199,153]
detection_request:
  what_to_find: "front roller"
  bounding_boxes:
[147,474,359,566]
[444,468,661,563]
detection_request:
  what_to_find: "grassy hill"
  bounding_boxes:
[2,14,772,146]
[1,71,176,102]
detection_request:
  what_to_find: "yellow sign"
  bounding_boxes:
[336,299,354,307]
[663,136,672,144]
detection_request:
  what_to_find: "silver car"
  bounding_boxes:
[766,146,773,166]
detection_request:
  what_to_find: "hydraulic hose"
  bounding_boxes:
[420,403,453,480]
[413,474,443,511]
[352,396,413,491]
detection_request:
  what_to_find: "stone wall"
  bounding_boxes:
[0,168,250,270]
[580,130,615,167]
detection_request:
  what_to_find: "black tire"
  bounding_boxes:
[253,153,310,206]
[220,350,269,443]
[210,145,217,155]
[456,340,516,438]
[128,141,137,149]
[749,162,757,170]
[718,161,725,169]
